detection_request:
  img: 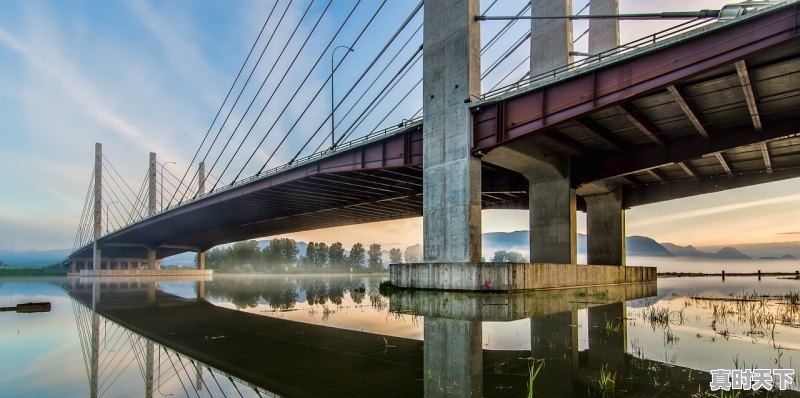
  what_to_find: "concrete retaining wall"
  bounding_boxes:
[78,269,213,278]
[390,262,656,291]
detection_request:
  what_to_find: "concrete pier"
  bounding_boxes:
[424,319,482,397]
[531,0,572,75]
[422,0,482,263]
[585,190,626,265]
[589,0,620,55]
[391,262,655,292]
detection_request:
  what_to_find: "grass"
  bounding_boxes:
[526,359,544,398]
[595,363,617,396]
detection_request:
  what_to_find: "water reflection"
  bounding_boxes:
[60,276,800,397]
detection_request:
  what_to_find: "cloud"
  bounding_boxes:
[777,232,800,235]
[629,193,800,228]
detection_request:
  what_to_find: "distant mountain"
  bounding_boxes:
[714,247,751,260]
[662,243,751,259]
[482,231,674,257]
[627,236,675,257]
[662,243,707,257]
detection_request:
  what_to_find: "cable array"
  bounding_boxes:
[68,0,724,248]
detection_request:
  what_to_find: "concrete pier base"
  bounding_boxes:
[79,269,213,277]
[390,262,655,292]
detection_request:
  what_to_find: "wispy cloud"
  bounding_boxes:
[629,193,800,228]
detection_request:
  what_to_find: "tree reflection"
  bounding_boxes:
[264,281,298,310]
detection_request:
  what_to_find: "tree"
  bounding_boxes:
[348,243,366,269]
[305,242,316,267]
[314,242,329,267]
[231,240,261,266]
[266,238,298,266]
[389,248,403,264]
[368,243,383,270]
[491,250,527,263]
[404,244,422,263]
[329,242,345,268]
[491,250,508,262]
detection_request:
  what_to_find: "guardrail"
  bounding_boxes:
[479,17,718,101]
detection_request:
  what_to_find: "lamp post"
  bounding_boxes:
[330,45,354,150]
[105,201,118,234]
[160,161,176,211]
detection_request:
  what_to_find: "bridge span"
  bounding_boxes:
[69,0,800,290]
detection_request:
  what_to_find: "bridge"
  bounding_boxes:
[67,0,800,290]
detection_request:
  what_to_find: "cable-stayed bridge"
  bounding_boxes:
[67,0,800,290]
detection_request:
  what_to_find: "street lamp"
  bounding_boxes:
[160,161,176,211]
[330,45,354,150]
[106,201,118,234]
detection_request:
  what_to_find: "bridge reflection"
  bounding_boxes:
[63,277,757,397]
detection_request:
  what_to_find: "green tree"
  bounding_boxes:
[404,244,422,263]
[491,250,527,263]
[265,238,298,266]
[348,243,366,269]
[329,242,345,268]
[389,248,403,264]
[368,243,383,270]
[305,242,316,267]
[314,242,329,267]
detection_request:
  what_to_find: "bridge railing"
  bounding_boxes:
[479,17,719,101]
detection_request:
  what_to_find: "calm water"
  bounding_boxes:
[1,275,799,397]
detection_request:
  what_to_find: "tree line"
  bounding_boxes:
[203,239,527,273]
[204,239,426,273]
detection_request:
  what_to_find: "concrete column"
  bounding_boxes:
[147,283,156,304]
[196,281,206,301]
[422,0,482,263]
[93,241,101,272]
[530,310,579,395]
[588,0,620,55]
[198,161,206,196]
[90,281,100,398]
[424,318,482,397]
[197,251,206,270]
[587,302,627,370]
[70,261,76,274]
[94,143,102,239]
[530,161,576,264]
[483,146,577,264]
[586,190,626,265]
[148,249,158,270]
[145,341,154,398]
[148,152,157,216]
[94,143,103,271]
[531,0,573,76]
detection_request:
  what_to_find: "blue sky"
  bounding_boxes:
[0,0,797,251]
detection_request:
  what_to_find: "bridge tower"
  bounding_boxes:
[93,143,102,271]
[196,162,207,272]
[147,153,158,270]
[422,0,482,263]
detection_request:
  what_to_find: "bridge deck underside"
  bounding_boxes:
[75,165,529,260]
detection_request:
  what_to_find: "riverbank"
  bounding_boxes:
[0,268,67,277]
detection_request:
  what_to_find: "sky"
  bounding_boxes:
[0,0,797,252]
